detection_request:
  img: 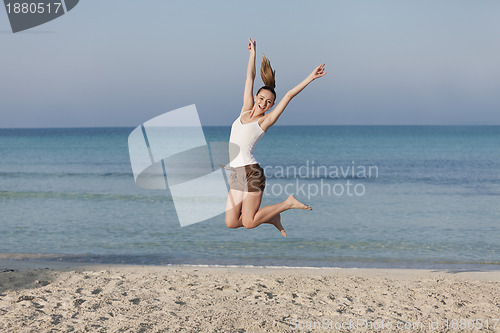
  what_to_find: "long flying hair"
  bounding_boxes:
[258,54,276,99]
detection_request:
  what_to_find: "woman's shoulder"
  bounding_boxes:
[238,110,251,120]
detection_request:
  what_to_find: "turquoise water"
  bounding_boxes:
[1,126,499,269]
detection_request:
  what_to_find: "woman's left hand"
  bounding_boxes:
[248,38,256,54]
[309,64,327,80]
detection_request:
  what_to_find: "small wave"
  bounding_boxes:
[1,253,498,271]
[0,191,171,202]
[0,253,62,260]
[0,190,233,203]
[265,174,375,180]
[0,171,133,179]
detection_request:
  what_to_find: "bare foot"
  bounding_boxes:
[286,195,312,210]
[265,214,287,237]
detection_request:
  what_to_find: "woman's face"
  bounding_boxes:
[255,90,275,113]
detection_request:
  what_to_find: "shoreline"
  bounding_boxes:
[1,253,499,272]
[2,259,500,278]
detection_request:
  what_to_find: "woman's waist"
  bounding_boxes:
[227,153,259,168]
[221,162,262,171]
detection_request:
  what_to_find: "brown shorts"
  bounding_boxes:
[229,164,266,192]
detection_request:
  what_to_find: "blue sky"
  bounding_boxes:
[1,0,499,127]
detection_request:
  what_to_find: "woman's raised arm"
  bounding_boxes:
[241,38,256,113]
[260,64,326,132]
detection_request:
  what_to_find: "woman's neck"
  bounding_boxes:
[250,107,265,118]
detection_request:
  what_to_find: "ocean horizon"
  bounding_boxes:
[1,125,499,270]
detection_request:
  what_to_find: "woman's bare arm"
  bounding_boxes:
[259,64,326,132]
[241,38,256,113]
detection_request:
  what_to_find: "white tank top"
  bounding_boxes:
[229,111,265,167]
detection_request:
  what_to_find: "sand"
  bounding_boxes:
[0,261,499,332]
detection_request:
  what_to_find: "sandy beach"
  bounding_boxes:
[0,261,499,333]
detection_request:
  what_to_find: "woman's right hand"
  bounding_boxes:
[308,63,327,81]
[248,38,256,54]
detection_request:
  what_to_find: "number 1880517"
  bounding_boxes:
[6,2,62,14]
[445,318,499,330]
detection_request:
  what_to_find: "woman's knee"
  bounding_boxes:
[225,216,240,229]
[241,217,256,229]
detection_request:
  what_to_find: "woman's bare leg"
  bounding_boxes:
[227,212,285,236]
[264,213,286,237]
[253,195,311,225]
[225,189,245,228]
[225,190,286,234]
[241,193,311,232]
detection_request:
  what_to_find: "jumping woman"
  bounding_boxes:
[224,38,326,237]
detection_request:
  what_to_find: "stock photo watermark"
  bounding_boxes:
[128,105,379,226]
[262,161,379,200]
[3,0,79,33]
[289,317,499,331]
[129,104,236,227]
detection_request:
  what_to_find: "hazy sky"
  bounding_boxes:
[1,0,499,127]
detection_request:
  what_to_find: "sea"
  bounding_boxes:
[1,126,499,270]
